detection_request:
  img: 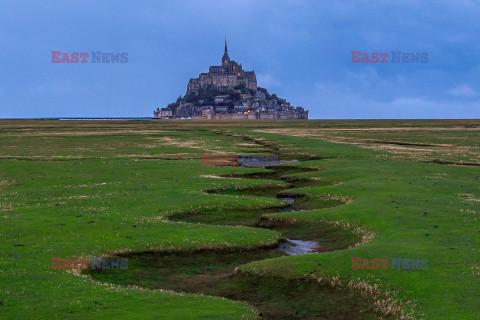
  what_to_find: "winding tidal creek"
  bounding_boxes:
[85,155,385,319]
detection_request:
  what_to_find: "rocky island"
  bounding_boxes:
[154,38,308,120]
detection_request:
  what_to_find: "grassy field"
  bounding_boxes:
[0,119,479,319]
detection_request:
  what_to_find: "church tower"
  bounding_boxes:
[222,36,230,68]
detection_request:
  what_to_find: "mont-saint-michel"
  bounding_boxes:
[154,38,308,120]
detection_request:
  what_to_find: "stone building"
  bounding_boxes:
[153,107,172,118]
[186,38,257,94]
[192,107,308,120]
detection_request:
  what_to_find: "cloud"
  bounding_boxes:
[299,81,480,119]
[257,73,281,88]
[28,78,92,97]
[447,84,477,97]
[1,1,480,118]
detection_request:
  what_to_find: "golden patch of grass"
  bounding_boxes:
[0,155,107,160]
[470,265,480,276]
[255,128,480,163]
[0,202,14,212]
[324,219,375,248]
[236,142,258,147]
[319,193,354,204]
[0,180,14,195]
[458,193,480,203]
[460,209,479,215]
[51,194,101,200]
[153,136,228,154]
[199,175,242,180]
[3,130,167,137]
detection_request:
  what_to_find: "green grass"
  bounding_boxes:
[1,119,479,319]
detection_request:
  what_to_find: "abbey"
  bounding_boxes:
[154,38,308,120]
[187,38,257,94]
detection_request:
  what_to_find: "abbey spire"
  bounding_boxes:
[222,35,230,67]
[186,37,257,94]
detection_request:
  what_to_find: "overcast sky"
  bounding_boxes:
[1,0,479,119]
